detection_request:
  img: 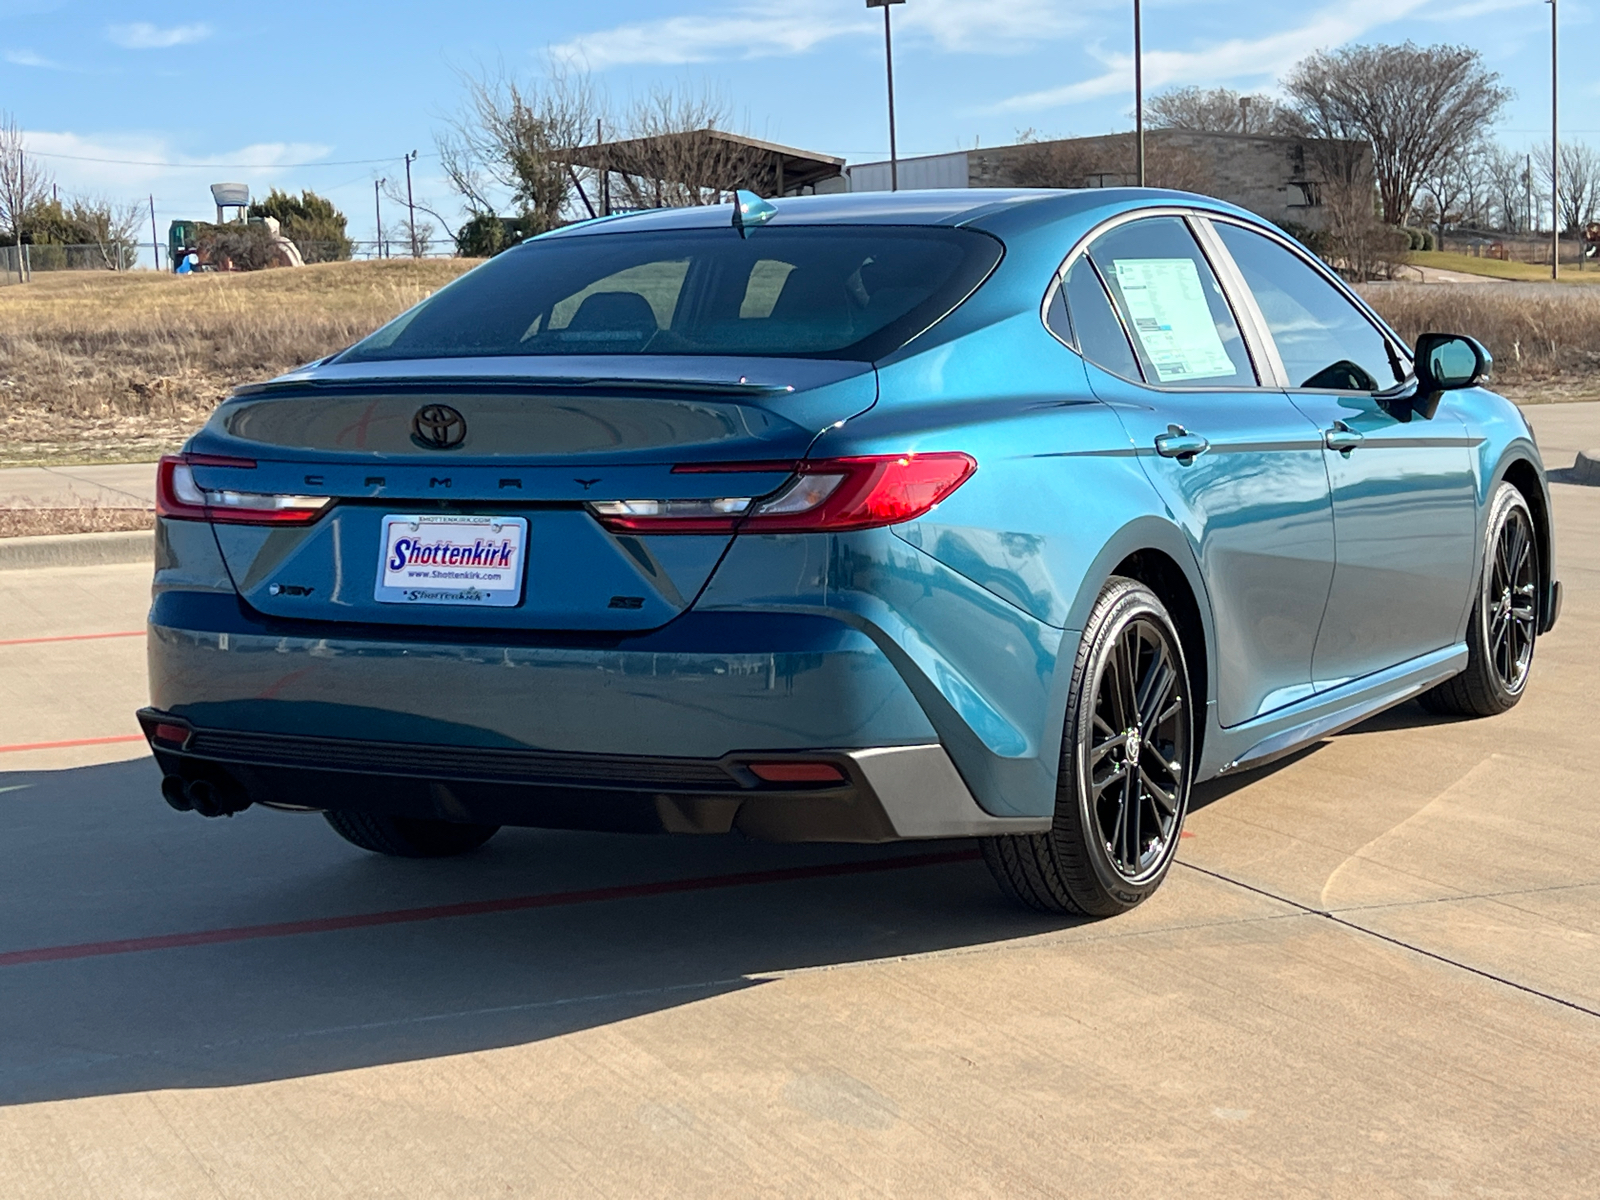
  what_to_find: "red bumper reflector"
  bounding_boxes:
[151,723,190,747]
[746,761,847,784]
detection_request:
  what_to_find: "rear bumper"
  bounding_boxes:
[143,591,1050,841]
[138,710,1050,842]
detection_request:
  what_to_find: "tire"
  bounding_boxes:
[982,576,1195,917]
[1418,482,1539,718]
[324,810,500,858]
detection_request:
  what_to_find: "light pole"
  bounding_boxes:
[1134,0,1145,186]
[1548,0,1559,279]
[404,150,419,258]
[374,179,385,260]
[866,0,904,191]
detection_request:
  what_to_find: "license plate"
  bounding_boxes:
[374,514,528,607]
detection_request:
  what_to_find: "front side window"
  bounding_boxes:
[342,226,1003,363]
[1213,221,1406,392]
[1086,217,1257,388]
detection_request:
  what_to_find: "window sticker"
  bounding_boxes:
[1110,258,1237,382]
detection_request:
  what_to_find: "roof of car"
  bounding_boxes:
[534,187,1262,243]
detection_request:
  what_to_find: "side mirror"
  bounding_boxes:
[1415,333,1491,392]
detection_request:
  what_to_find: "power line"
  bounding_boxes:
[28,150,435,169]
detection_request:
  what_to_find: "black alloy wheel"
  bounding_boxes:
[1485,500,1538,695]
[983,577,1194,916]
[1420,481,1541,718]
[1086,614,1190,882]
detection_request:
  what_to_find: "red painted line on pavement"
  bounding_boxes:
[0,734,147,755]
[0,630,145,648]
[0,848,984,969]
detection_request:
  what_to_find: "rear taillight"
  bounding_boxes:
[156,455,332,526]
[589,453,977,535]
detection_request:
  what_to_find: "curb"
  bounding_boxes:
[0,530,154,571]
[1573,450,1600,486]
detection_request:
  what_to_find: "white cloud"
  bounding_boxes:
[986,0,1432,112]
[106,22,212,50]
[20,130,331,192]
[552,0,1080,69]
[4,48,62,69]
[1423,0,1537,17]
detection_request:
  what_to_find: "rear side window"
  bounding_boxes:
[1213,221,1406,392]
[343,226,1003,363]
[1062,258,1142,381]
[1086,217,1257,388]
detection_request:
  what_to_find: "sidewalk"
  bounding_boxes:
[0,462,157,509]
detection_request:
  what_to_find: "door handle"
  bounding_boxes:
[1154,425,1210,460]
[1324,421,1364,453]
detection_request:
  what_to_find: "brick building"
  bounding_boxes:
[847,130,1373,232]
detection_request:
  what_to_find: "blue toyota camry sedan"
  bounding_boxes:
[140,188,1559,916]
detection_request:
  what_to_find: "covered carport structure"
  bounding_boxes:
[559,130,845,215]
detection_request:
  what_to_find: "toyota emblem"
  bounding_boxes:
[411,404,467,450]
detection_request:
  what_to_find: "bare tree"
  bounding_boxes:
[443,63,600,235]
[1283,42,1511,227]
[67,196,142,269]
[1145,86,1300,136]
[603,85,767,208]
[1534,141,1600,233]
[1483,145,1532,233]
[0,111,53,280]
[1420,141,1492,247]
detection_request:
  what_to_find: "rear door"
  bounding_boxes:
[1060,214,1336,728]
[1205,218,1478,689]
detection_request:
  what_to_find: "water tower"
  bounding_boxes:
[210,182,250,224]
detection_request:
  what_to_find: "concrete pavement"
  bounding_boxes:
[0,462,157,510]
[1,404,1598,1197]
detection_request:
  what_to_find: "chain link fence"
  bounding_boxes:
[1,236,461,284]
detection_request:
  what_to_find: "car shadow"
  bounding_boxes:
[0,757,1079,1107]
[1188,699,1462,814]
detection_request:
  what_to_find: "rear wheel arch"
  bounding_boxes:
[1109,548,1210,768]
[1497,455,1553,624]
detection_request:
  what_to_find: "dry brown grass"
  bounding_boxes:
[0,263,1593,470]
[1359,283,1600,403]
[0,259,475,466]
[0,505,154,538]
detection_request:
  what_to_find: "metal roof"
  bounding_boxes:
[559,130,846,197]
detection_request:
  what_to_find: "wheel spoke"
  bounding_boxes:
[1123,764,1141,870]
[1091,730,1127,767]
[1140,766,1177,816]
[1136,641,1175,730]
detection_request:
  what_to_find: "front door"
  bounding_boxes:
[1060,215,1336,728]
[1207,219,1479,689]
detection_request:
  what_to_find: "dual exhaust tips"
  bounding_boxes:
[161,773,250,819]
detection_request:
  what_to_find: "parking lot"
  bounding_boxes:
[1,403,1596,1198]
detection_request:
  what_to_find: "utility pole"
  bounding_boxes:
[1549,0,1559,279]
[17,150,26,283]
[866,0,904,191]
[374,179,385,260]
[404,150,419,258]
[149,194,161,272]
[1134,0,1145,186]
[1526,153,1534,234]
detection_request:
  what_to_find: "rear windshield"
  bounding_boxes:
[340,225,1002,363]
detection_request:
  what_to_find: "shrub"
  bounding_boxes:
[455,213,535,258]
[248,189,353,262]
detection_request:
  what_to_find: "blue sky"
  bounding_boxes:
[0,0,1592,249]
